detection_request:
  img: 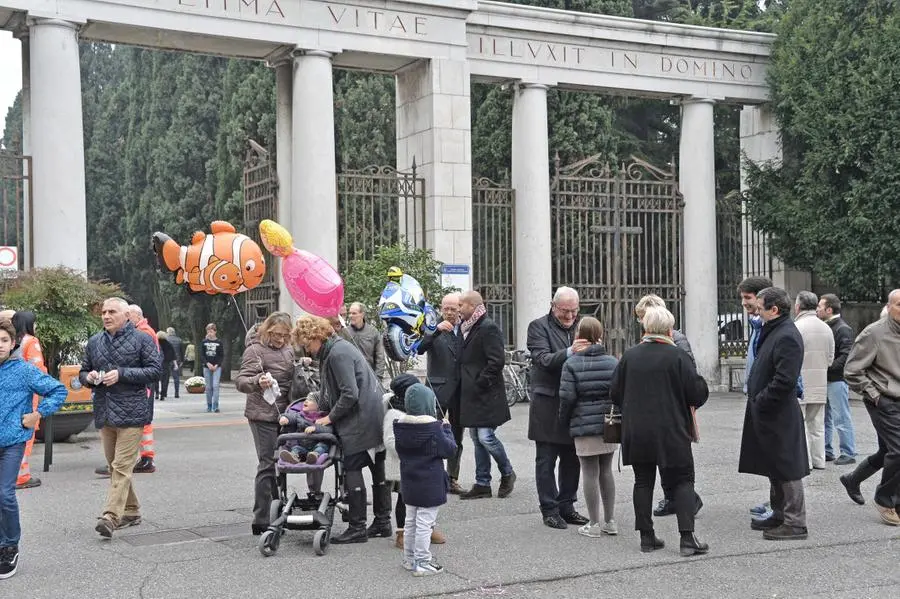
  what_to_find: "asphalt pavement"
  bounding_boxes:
[9,385,900,599]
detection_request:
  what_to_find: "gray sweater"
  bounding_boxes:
[845,316,900,403]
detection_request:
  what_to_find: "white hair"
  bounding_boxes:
[166,327,175,335]
[641,306,675,335]
[553,286,579,303]
[104,297,129,311]
[128,304,143,319]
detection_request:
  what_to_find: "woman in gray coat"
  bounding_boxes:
[293,315,387,544]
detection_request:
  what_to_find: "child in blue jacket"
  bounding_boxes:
[393,384,457,577]
[0,318,67,580]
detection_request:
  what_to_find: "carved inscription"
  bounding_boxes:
[178,0,286,18]
[326,6,427,35]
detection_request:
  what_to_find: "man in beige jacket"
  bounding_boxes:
[794,291,834,470]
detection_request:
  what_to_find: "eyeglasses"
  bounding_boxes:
[553,305,579,316]
[269,332,290,341]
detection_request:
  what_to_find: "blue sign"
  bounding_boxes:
[441,264,470,275]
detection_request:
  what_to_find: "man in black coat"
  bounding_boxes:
[526,286,590,529]
[417,292,464,493]
[456,291,516,500]
[739,287,810,541]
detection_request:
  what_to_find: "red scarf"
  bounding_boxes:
[461,304,487,339]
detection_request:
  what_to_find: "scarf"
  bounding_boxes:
[461,304,487,339]
[641,334,675,346]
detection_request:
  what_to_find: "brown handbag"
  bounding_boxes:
[603,405,622,444]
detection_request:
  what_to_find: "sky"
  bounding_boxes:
[0,31,20,141]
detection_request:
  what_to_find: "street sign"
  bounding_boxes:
[0,246,18,272]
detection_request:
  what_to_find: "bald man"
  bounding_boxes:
[456,291,516,500]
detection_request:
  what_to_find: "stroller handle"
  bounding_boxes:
[276,432,340,446]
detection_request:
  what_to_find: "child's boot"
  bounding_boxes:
[394,530,404,549]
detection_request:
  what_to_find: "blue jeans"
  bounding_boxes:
[825,381,856,458]
[204,367,222,410]
[470,427,513,487]
[0,443,26,547]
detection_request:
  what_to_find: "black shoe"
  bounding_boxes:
[826,454,836,462]
[174,394,180,399]
[640,531,665,553]
[331,525,368,544]
[840,473,865,505]
[159,396,166,401]
[95,465,111,477]
[498,472,516,498]
[251,524,267,536]
[561,511,589,526]
[679,532,709,557]
[366,517,392,538]
[750,516,784,531]
[763,524,808,541]
[653,498,675,517]
[834,455,856,466]
[0,545,19,580]
[542,514,568,529]
[459,484,492,500]
[133,457,156,474]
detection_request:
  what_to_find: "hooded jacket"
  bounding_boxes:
[236,327,295,423]
[0,358,67,447]
[393,414,457,507]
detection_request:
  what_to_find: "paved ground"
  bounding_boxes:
[10,386,900,599]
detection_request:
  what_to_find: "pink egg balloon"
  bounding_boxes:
[282,249,344,317]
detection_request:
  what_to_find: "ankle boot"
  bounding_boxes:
[332,489,368,544]
[394,529,404,549]
[841,458,878,505]
[640,530,665,553]
[679,532,709,557]
[367,484,393,538]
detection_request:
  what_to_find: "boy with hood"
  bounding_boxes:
[393,384,457,576]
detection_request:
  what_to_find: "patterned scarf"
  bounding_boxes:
[461,304,487,339]
[641,334,675,346]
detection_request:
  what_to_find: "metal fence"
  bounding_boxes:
[242,141,279,324]
[0,151,31,272]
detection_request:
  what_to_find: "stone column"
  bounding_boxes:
[680,98,718,384]
[14,29,32,269]
[511,83,551,348]
[274,59,294,315]
[29,19,87,270]
[291,50,338,274]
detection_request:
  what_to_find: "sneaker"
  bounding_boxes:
[16,477,41,490]
[601,520,618,535]
[0,546,19,579]
[95,516,115,538]
[653,498,675,517]
[834,455,857,466]
[306,451,319,465]
[577,522,604,538]
[413,559,444,577]
[749,501,770,515]
[401,559,415,571]
[497,471,516,498]
[279,450,299,464]
[133,457,156,474]
[116,515,142,530]
[752,508,775,521]
[874,503,900,526]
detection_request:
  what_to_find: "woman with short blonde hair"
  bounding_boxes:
[641,306,675,336]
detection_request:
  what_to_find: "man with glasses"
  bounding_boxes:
[527,287,590,529]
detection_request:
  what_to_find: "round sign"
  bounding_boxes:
[0,247,17,268]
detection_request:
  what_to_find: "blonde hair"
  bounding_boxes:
[634,294,666,319]
[575,316,603,343]
[258,311,293,346]
[292,315,335,347]
[641,305,675,335]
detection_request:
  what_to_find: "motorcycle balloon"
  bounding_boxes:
[423,305,439,333]
[383,325,417,362]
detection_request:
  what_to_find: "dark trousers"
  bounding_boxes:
[248,421,279,527]
[344,450,388,525]
[865,398,900,508]
[534,441,580,517]
[769,478,806,527]
[159,362,171,398]
[662,471,702,507]
[633,463,695,533]
[395,491,405,528]
[446,421,464,481]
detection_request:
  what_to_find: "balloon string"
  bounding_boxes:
[231,295,249,334]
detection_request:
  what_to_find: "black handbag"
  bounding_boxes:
[603,405,622,444]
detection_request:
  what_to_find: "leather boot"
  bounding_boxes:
[332,488,368,544]
[430,528,446,544]
[679,532,709,557]
[640,530,665,553]
[394,530,404,549]
[367,484,393,538]
[841,458,878,505]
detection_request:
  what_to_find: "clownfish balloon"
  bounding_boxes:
[152,221,266,295]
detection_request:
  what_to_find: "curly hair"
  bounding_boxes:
[292,315,335,347]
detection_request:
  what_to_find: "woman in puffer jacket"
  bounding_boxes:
[235,312,295,536]
[558,316,620,538]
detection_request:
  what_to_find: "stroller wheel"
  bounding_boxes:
[258,529,280,557]
[269,499,283,525]
[313,529,330,556]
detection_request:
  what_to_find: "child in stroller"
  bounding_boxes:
[278,392,332,465]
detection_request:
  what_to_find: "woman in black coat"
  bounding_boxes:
[558,317,620,537]
[610,306,709,556]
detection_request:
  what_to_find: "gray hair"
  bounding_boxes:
[553,286,579,304]
[128,303,143,318]
[795,291,818,312]
[634,294,666,319]
[641,306,675,335]
[104,297,129,311]
[166,326,175,335]
[349,302,366,316]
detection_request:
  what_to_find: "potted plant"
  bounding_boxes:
[185,376,206,394]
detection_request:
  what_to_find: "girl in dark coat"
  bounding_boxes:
[610,306,709,556]
[559,317,620,537]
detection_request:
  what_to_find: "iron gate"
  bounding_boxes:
[336,161,425,268]
[0,151,31,272]
[472,176,516,348]
[242,140,279,324]
[551,153,684,357]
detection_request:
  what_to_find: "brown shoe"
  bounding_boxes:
[394,529,404,549]
[430,528,446,544]
[875,503,900,526]
[95,516,116,538]
[116,515,142,530]
[448,479,463,495]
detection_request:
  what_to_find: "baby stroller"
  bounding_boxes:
[258,419,344,557]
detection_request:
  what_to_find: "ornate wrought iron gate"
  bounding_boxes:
[0,151,31,272]
[551,154,684,357]
[336,161,426,267]
[472,176,516,348]
[242,140,279,324]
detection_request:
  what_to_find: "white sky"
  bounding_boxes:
[0,31,21,140]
